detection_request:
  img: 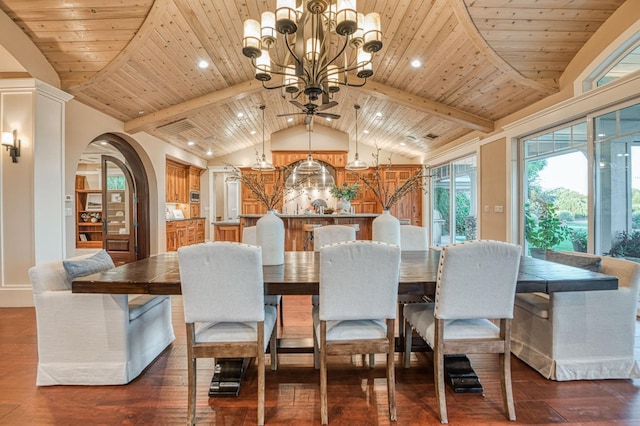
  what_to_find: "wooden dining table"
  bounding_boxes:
[72,249,618,395]
[72,250,619,296]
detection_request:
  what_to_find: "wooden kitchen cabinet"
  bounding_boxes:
[166,160,188,203]
[166,218,205,251]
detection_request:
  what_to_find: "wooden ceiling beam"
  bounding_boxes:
[352,80,495,133]
[124,79,264,134]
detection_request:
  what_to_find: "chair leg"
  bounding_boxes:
[434,320,448,424]
[258,323,265,426]
[186,323,197,425]
[434,349,447,424]
[313,328,320,369]
[320,321,329,425]
[501,320,516,421]
[398,303,405,341]
[403,321,412,369]
[279,297,284,326]
[187,356,196,426]
[270,322,278,371]
[387,319,397,421]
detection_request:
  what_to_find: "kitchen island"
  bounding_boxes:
[213,214,381,250]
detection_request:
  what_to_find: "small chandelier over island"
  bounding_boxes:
[242,0,383,102]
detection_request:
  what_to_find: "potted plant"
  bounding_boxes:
[329,182,361,214]
[525,202,570,258]
[569,228,588,253]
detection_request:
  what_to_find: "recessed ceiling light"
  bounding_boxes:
[198,60,209,69]
[237,112,244,119]
[138,110,144,115]
[376,112,382,117]
[187,141,195,146]
[325,117,332,122]
[399,142,406,146]
[287,118,293,122]
[411,59,421,68]
[206,149,213,156]
[363,130,369,134]
[250,130,257,135]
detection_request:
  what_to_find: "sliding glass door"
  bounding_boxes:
[431,156,477,246]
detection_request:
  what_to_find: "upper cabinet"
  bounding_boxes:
[188,166,201,191]
[166,160,188,203]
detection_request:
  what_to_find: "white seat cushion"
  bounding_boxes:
[404,303,499,345]
[264,295,281,306]
[312,305,386,346]
[194,305,276,352]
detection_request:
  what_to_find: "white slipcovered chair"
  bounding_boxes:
[403,240,522,423]
[511,252,640,381]
[243,225,283,327]
[311,224,358,365]
[398,225,429,339]
[313,241,401,425]
[313,224,356,252]
[30,251,175,386]
[178,242,277,426]
[400,224,428,251]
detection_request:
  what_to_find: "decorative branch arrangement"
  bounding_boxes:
[350,148,427,210]
[226,164,290,212]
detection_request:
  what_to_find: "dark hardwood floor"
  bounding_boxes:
[1,296,640,425]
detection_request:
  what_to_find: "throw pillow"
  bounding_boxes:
[63,250,115,279]
[545,250,601,272]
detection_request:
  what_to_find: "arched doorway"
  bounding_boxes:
[75,134,150,262]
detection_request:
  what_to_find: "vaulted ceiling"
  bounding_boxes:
[0,0,627,159]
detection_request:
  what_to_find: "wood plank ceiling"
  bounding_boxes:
[0,0,627,160]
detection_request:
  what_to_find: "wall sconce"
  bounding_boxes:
[2,130,20,163]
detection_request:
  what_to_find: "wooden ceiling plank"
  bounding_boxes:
[352,79,493,133]
[67,0,168,91]
[451,0,558,92]
[124,79,264,134]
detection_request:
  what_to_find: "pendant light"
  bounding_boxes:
[345,104,368,171]
[295,126,322,174]
[251,105,275,171]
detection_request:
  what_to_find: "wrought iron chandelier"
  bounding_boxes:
[242,0,383,102]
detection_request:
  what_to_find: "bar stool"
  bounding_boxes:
[303,223,322,251]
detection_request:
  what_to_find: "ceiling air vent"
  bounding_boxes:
[424,133,438,140]
[156,118,196,135]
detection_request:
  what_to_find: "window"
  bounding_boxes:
[431,155,477,246]
[522,121,588,257]
[594,101,640,257]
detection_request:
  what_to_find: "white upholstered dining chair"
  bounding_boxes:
[178,242,277,426]
[403,240,521,424]
[243,225,283,329]
[314,240,401,425]
[310,224,359,366]
[313,224,356,252]
[398,224,429,339]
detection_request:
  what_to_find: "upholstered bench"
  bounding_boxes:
[511,251,640,380]
[30,251,175,386]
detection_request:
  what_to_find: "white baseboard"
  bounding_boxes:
[0,288,35,307]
